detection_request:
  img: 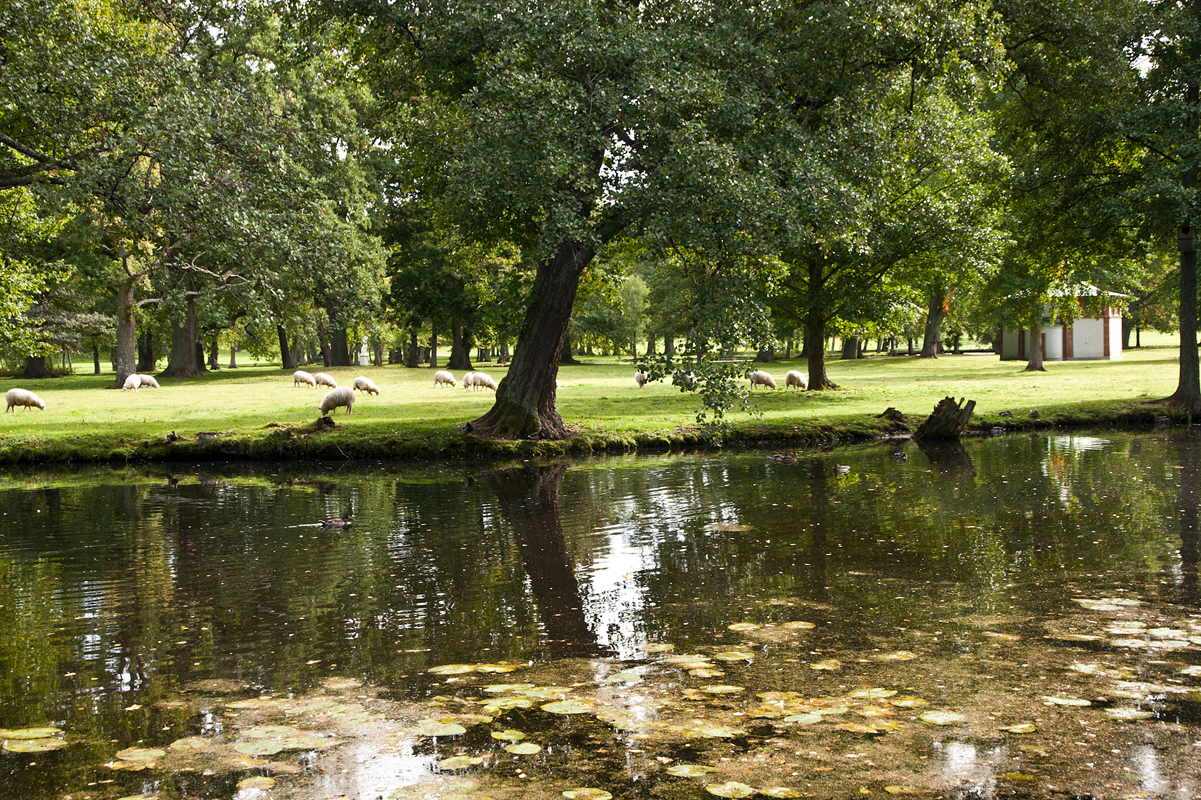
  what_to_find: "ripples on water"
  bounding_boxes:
[1,433,1200,799]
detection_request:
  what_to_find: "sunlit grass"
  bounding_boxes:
[0,340,1189,463]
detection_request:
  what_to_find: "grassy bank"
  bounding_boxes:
[0,344,1190,464]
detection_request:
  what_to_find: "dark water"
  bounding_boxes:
[1,433,1200,800]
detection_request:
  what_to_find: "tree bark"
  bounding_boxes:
[137,331,155,372]
[448,318,474,370]
[1169,223,1201,409]
[92,343,101,375]
[229,346,237,368]
[914,396,976,440]
[1024,317,1046,372]
[840,335,861,359]
[329,327,351,367]
[277,325,296,370]
[22,355,51,379]
[207,337,220,370]
[470,239,593,438]
[162,296,204,377]
[664,336,675,358]
[920,294,949,358]
[805,313,836,389]
[560,332,581,364]
[429,328,438,368]
[405,328,419,367]
[112,271,138,388]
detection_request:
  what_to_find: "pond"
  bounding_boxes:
[1,432,1199,800]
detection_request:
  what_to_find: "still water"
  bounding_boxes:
[1,433,1199,800]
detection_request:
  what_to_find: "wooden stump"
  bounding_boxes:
[914,396,975,440]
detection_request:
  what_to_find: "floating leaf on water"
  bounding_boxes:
[869,720,904,732]
[237,776,276,790]
[814,706,849,716]
[438,755,485,770]
[645,643,675,654]
[278,734,341,752]
[983,631,1021,641]
[883,787,920,795]
[491,729,526,742]
[667,764,719,777]
[1110,638,1149,649]
[483,683,535,694]
[429,664,475,675]
[855,706,895,718]
[714,651,756,662]
[876,651,918,661]
[691,668,726,679]
[781,621,816,630]
[889,697,929,709]
[541,699,596,715]
[563,789,613,800]
[116,795,156,800]
[704,523,753,532]
[475,663,520,673]
[322,677,362,690]
[837,723,883,735]
[227,697,280,710]
[234,740,284,756]
[1105,708,1154,721]
[758,691,804,703]
[681,721,745,739]
[116,747,167,762]
[810,659,841,671]
[662,654,714,666]
[594,709,646,731]
[727,623,761,632]
[169,736,209,751]
[847,688,896,700]
[2,738,68,753]
[701,685,745,695]
[1000,723,1037,734]
[1051,633,1102,642]
[1180,666,1201,676]
[482,696,532,711]
[783,713,822,725]
[1148,639,1191,650]
[504,742,542,755]
[0,727,62,740]
[760,788,801,798]
[245,725,301,739]
[705,781,758,798]
[522,686,572,700]
[606,671,642,684]
[1019,744,1049,755]
[1003,772,1036,782]
[414,719,468,737]
[1043,696,1090,707]
[1105,621,1147,633]
[918,711,964,726]
[1076,602,1122,612]
[453,714,494,726]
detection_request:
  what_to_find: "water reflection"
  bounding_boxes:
[1,433,1200,799]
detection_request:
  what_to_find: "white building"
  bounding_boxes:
[999,286,1124,362]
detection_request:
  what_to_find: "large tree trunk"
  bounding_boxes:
[22,355,51,379]
[137,331,155,372]
[112,271,138,388]
[429,328,438,368]
[560,332,581,364]
[162,296,204,377]
[840,335,861,359]
[92,342,101,375]
[805,312,836,389]
[329,327,351,367]
[920,293,949,358]
[207,336,220,370]
[277,325,296,370]
[664,336,675,358]
[448,318,473,370]
[1024,318,1046,372]
[1170,223,1201,409]
[405,328,419,367]
[470,239,593,438]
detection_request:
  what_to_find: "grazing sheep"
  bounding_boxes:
[314,372,337,388]
[466,372,497,391]
[293,370,317,388]
[748,370,778,390]
[784,370,808,390]
[635,370,648,388]
[122,374,141,392]
[139,375,160,389]
[319,386,356,416]
[5,388,45,412]
[434,370,456,387]
[353,376,380,395]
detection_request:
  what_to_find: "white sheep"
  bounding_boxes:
[139,375,160,389]
[293,370,317,388]
[122,374,141,392]
[434,370,456,387]
[5,388,45,412]
[785,370,808,390]
[465,371,497,391]
[749,370,778,390]
[314,372,337,388]
[319,386,356,416]
[353,376,380,395]
[635,370,648,388]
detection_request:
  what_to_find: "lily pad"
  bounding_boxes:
[783,713,822,725]
[563,789,613,800]
[438,755,485,770]
[810,659,841,671]
[1105,707,1155,721]
[727,623,761,632]
[234,740,285,756]
[1000,723,1037,734]
[691,668,726,678]
[883,788,920,796]
[483,683,536,693]
[475,663,520,673]
[491,729,526,742]
[413,719,468,737]
[237,776,276,790]
[847,688,896,700]
[760,789,801,798]
[1043,696,1090,707]
[781,621,816,630]
[245,724,301,739]
[606,671,642,684]
[876,651,919,661]
[2,738,69,753]
[168,736,209,751]
[279,734,341,751]
[428,664,475,675]
[115,747,167,762]
[706,781,758,798]
[889,697,929,708]
[919,711,965,726]
[714,651,756,661]
[0,727,62,740]
[541,699,596,714]
[645,643,675,653]
[837,722,884,734]
[701,685,745,694]
[482,696,532,711]
[667,764,719,777]
[504,742,542,755]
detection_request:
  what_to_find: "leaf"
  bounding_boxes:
[244,724,301,739]
[2,738,69,753]
[483,683,536,694]
[1043,696,1090,706]
[691,668,726,678]
[884,788,921,795]
[563,789,613,800]
[0,727,62,740]
[889,697,929,708]
[705,781,758,797]
[783,713,822,725]
[875,651,918,661]
[918,711,965,726]
[491,729,526,742]
[541,699,596,714]
[606,671,642,684]
[700,685,745,694]
[438,755,485,770]
[810,659,841,671]
[169,736,209,751]
[760,789,801,798]
[234,740,284,756]
[713,651,756,661]
[413,719,468,737]
[237,776,276,790]
[727,623,761,631]
[667,764,719,777]
[115,747,167,762]
[475,663,520,673]
[504,742,542,754]
[837,723,883,734]
[781,621,816,630]
[847,688,896,700]
[1000,723,1037,734]
[1105,708,1154,721]
[428,664,475,675]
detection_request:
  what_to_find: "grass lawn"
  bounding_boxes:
[0,341,1191,464]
